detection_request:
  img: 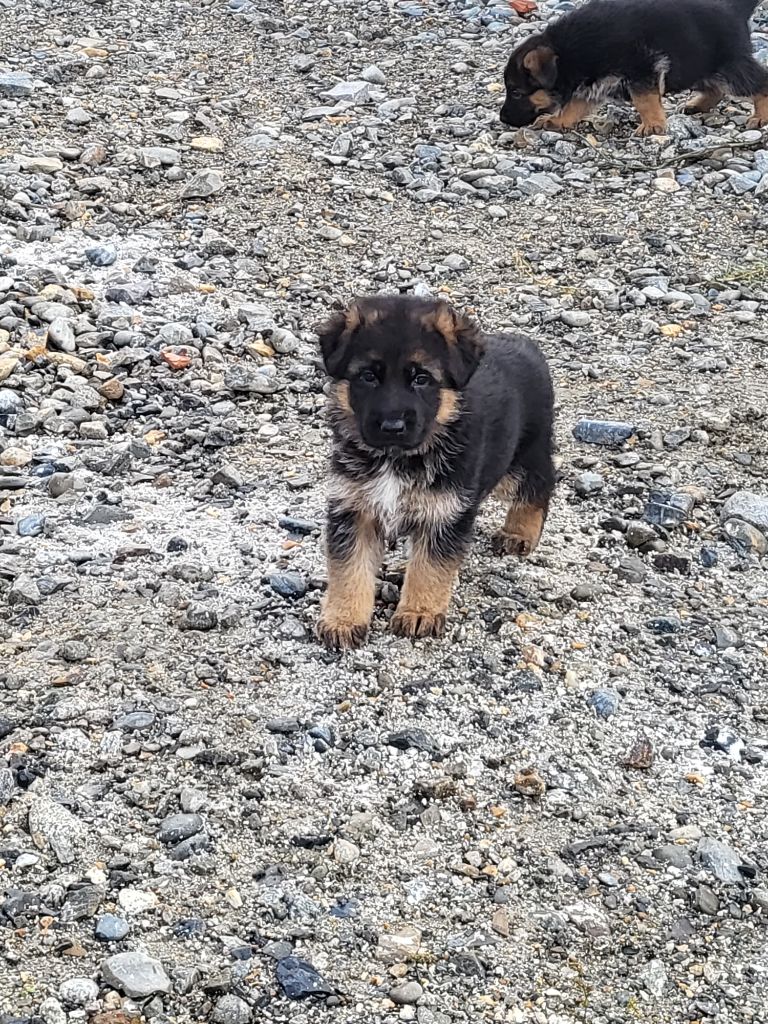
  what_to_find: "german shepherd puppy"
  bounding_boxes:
[501,0,768,136]
[315,295,555,651]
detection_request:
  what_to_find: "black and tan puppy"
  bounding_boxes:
[501,0,768,136]
[315,295,555,651]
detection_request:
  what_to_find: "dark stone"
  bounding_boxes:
[85,246,117,267]
[174,917,207,940]
[386,728,435,753]
[588,688,620,719]
[572,420,635,446]
[158,813,204,845]
[268,572,307,599]
[278,515,320,536]
[275,956,334,1000]
[653,553,691,575]
[644,490,695,528]
[59,884,104,922]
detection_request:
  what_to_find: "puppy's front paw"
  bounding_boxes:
[746,115,767,130]
[492,529,537,558]
[634,122,666,138]
[390,608,446,639]
[535,116,563,132]
[316,616,369,651]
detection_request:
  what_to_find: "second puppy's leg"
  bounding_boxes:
[391,510,476,638]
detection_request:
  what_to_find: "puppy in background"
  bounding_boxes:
[315,295,555,651]
[501,0,768,136]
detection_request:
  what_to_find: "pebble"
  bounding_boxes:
[721,490,768,531]
[212,994,252,1024]
[0,71,35,96]
[588,689,620,720]
[696,836,744,883]
[86,245,118,267]
[95,914,130,941]
[181,170,225,198]
[275,955,334,999]
[722,518,768,556]
[572,420,635,446]
[159,812,204,844]
[27,795,86,864]
[101,951,171,998]
[389,981,424,1005]
[268,571,307,598]
[58,978,99,1007]
[574,471,604,496]
[17,513,45,537]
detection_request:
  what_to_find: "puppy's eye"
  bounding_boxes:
[411,371,433,389]
[358,368,379,385]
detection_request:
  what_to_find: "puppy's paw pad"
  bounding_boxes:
[390,609,446,639]
[492,530,536,558]
[316,618,368,651]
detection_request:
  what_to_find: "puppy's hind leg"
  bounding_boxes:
[492,434,555,558]
[684,83,724,114]
[719,58,768,128]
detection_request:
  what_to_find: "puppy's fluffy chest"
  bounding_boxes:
[336,467,465,538]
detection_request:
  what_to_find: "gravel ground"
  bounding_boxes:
[2,0,768,1021]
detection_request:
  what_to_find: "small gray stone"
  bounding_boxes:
[653,844,693,870]
[696,837,744,883]
[181,169,225,198]
[322,79,371,104]
[58,978,98,1006]
[101,951,171,998]
[212,993,252,1024]
[574,472,604,497]
[723,518,767,557]
[695,884,719,916]
[561,310,591,328]
[95,914,130,942]
[721,490,768,531]
[444,253,469,271]
[159,812,204,844]
[389,981,424,1005]
[28,796,86,864]
[0,71,35,96]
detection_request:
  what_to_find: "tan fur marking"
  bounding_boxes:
[522,46,556,82]
[630,90,667,136]
[492,473,520,506]
[344,303,361,332]
[316,513,382,650]
[747,93,768,129]
[421,302,458,345]
[530,89,554,112]
[537,97,592,130]
[334,379,352,414]
[391,544,461,638]
[684,86,723,114]
[493,502,545,558]
[435,388,460,426]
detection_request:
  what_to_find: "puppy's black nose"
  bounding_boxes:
[380,418,405,435]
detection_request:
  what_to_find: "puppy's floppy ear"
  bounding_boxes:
[317,303,362,378]
[427,301,484,389]
[522,46,558,89]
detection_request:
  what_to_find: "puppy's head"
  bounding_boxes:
[318,295,483,453]
[501,35,560,127]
